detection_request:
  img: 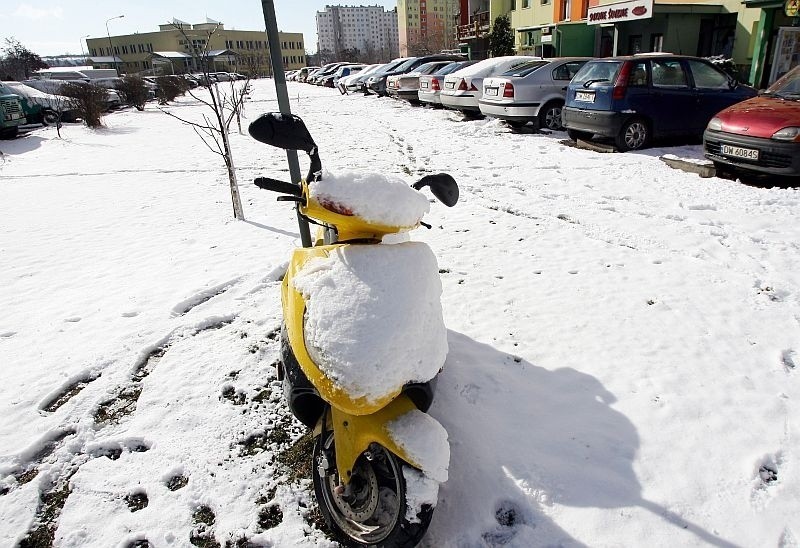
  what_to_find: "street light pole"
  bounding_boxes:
[105,14,125,74]
[80,34,89,64]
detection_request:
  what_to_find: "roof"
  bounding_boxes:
[88,56,123,63]
[151,51,193,59]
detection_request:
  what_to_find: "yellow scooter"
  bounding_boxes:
[249,113,458,547]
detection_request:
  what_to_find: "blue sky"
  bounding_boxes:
[1,1,398,56]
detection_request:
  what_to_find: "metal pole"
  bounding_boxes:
[106,15,125,74]
[260,0,312,247]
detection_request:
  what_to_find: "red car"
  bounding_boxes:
[704,65,800,178]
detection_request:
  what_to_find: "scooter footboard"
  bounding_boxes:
[324,394,450,485]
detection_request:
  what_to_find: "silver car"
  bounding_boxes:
[440,56,539,116]
[480,58,590,130]
[418,60,478,106]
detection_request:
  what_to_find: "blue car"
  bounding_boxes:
[562,54,757,151]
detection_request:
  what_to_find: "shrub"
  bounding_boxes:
[156,75,190,104]
[117,75,149,111]
[60,82,108,128]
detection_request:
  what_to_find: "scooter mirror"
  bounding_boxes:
[248,112,317,153]
[413,173,459,207]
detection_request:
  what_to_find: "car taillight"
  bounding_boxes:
[612,62,632,100]
[457,78,467,91]
[431,79,440,91]
[503,83,514,98]
[469,82,479,92]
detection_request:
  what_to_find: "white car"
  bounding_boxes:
[440,56,539,116]
[479,57,590,130]
[343,64,384,93]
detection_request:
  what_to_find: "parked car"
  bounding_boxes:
[23,79,123,111]
[441,56,539,116]
[562,54,757,151]
[348,63,388,93]
[364,58,414,95]
[704,64,800,178]
[333,64,365,93]
[296,66,320,83]
[418,60,479,107]
[386,60,454,102]
[367,55,463,96]
[479,57,590,130]
[342,64,382,93]
[0,87,27,137]
[2,81,80,123]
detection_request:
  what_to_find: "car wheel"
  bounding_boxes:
[42,109,60,125]
[615,118,650,151]
[538,101,564,131]
[567,129,592,142]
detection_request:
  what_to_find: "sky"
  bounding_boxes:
[1,80,799,547]
[0,1,398,56]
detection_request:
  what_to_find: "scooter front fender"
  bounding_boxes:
[318,394,449,485]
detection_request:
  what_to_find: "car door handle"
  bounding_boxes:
[561,86,568,91]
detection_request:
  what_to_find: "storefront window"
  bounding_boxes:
[650,34,664,52]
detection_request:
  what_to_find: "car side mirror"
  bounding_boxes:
[413,173,459,207]
[248,112,317,153]
[728,78,738,89]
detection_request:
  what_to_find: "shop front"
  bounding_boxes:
[745,0,800,88]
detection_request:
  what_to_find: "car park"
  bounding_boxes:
[479,57,590,130]
[562,54,757,151]
[341,64,382,93]
[418,60,478,107]
[441,56,539,116]
[386,60,454,102]
[704,64,800,178]
[367,55,463,97]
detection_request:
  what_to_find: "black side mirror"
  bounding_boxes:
[248,112,317,153]
[413,173,459,207]
[728,78,739,89]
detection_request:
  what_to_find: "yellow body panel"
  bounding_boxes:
[282,245,404,416]
[299,181,418,241]
[328,395,422,483]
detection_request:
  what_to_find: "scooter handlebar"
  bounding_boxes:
[254,177,303,196]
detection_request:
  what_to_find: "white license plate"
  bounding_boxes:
[575,91,595,102]
[721,144,759,160]
[485,87,498,96]
[445,81,455,90]
[421,81,429,89]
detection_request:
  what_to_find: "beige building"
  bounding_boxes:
[86,18,305,76]
[397,0,461,55]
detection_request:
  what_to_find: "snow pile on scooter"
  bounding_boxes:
[310,170,431,228]
[291,241,448,403]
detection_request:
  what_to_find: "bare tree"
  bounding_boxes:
[159,22,247,220]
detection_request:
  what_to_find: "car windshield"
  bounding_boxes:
[572,61,622,86]
[765,65,800,99]
[501,60,549,77]
[435,61,473,75]
[393,58,420,73]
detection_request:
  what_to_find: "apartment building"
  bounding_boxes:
[397,0,461,56]
[86,18,305,76]
[316,5,399,62]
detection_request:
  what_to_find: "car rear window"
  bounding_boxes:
[435,60,477,75]
[572,61,622,86]
[501,60,549,77]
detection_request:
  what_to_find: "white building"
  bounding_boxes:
[316,5,399,62]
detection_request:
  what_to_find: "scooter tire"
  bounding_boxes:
[312,431,434,547]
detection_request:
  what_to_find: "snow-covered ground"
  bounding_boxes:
[1,80,799,547]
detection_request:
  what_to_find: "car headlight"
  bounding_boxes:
[707,117,723,131]
[771,127,800,141]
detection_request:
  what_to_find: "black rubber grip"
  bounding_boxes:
[254,177,302,196]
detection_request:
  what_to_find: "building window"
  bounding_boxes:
[560,0,571,20]
[650,34,664,52]
[522,0,530,7]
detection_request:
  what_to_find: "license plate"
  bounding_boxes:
[485,87,498,96]
[421,81,429,89]
[575,91,595,102]
[445,81,455,90]
[721,144,759,160]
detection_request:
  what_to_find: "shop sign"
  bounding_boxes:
[587,0,654,25]
[786,0,799,17]
[541,34,553,43]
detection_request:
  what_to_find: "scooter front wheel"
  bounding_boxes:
[313,431,434,547]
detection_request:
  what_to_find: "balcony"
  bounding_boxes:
[456,11,490,41]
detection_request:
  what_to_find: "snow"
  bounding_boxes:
[292,242,447,403]
[1,79,800,547]
[310,169,431,227]
[386,410,449,483]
